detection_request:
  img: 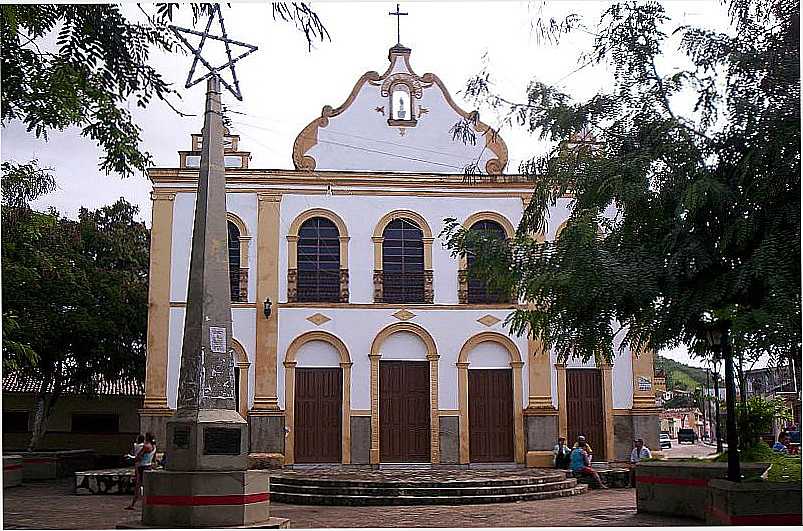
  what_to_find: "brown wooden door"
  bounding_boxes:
[380,361,430,462]
[566,369,606,461]
[469,369,514,462]
[295,368,342,463]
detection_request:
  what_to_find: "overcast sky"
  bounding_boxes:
[2,0,740,370]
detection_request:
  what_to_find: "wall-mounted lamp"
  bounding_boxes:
[263,297,272,319]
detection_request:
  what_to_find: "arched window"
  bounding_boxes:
[382,218,424,303]
[467,220,508,304]
[297,217,340,302]
[228,221,241,302]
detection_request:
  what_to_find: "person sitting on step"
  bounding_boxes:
[553,436,572,469]
[573,435,593,461]
[569,438,607,489]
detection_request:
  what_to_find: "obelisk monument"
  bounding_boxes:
[132,8,286,527]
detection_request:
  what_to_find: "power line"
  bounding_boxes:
[231,119,469,171]
[230,114,487,163]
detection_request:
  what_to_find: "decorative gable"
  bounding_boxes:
[293,44,507,174]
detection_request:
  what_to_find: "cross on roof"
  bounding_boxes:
[388,3,408,44]
[169,5,258,101]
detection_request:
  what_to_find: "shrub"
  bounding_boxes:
[736,396,792,450]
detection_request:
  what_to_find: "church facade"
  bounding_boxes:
[140,44,659,466]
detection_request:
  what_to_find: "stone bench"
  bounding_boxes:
[74,468,135,495]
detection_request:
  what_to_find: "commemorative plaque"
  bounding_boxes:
[203,427,241,455]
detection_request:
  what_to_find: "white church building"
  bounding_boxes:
[140,43,659,466]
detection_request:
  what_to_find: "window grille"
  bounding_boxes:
[382,218,425,303]
[467,220,509,304]
[297,217,341,302]
[228,221,241,302]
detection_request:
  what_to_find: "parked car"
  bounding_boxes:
[677,428,698,444]
[659,433,672,449]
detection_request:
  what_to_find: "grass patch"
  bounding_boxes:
[714,442,802,483]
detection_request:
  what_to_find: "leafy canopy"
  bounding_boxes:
[1,3,328,177]
[2,159,150,395]
[443,0,800,365]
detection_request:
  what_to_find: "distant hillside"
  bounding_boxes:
[655,355,711,391]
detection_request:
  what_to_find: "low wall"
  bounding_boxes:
[9,449,96,480]
[706,479,802,525]
[635,461,768,521]
[3,455,23,487]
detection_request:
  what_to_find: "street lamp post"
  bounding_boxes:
[703,321,740,482]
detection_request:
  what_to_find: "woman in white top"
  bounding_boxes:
[126,432,156,510]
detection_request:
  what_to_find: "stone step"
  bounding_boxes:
[270,484,588,506]
[271,478,579,497]
[270,473,567,490]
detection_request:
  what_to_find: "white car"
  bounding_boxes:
[660,433,672,449]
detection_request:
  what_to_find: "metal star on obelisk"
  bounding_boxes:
[170,5,258,101]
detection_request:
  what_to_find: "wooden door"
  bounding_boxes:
[295,368,342,463]
[566,369,606,461]
[380,361,430,462]
[469,369,514,462]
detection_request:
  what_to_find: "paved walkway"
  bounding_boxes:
[3,478,696,528]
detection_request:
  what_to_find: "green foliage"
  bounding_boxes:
[1,159,150,449]
[442,0,800,367]
[736,396,792,449]
[714,441,801,482]
[1,3,328,178]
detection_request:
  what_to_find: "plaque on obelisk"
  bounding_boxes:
[125,8,287,528]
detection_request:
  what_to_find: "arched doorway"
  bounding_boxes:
[370,323,439,464]
[284,331,352,464]
[458,332,525,464]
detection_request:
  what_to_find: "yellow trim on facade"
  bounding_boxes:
[143,191,175,410]
[251,193,282,412]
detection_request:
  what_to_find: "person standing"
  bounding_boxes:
[629,438,652,487]
[126,432,157,510]
[553,436,571,469]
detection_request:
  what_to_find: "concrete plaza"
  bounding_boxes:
[4,478,695,529]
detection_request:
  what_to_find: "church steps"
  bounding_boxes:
[270,473,566,490]
[268,475,587,506]
[271,478,579,497]
[270,485,587,506]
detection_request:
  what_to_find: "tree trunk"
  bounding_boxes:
[27,373,61,452]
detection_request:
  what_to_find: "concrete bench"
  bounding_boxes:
[74,468,135,495]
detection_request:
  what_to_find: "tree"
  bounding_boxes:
[2,160,151,450]
[1,3,329,178]
[443,0,799,480]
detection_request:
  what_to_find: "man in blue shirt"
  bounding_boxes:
[773,432,790,454]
